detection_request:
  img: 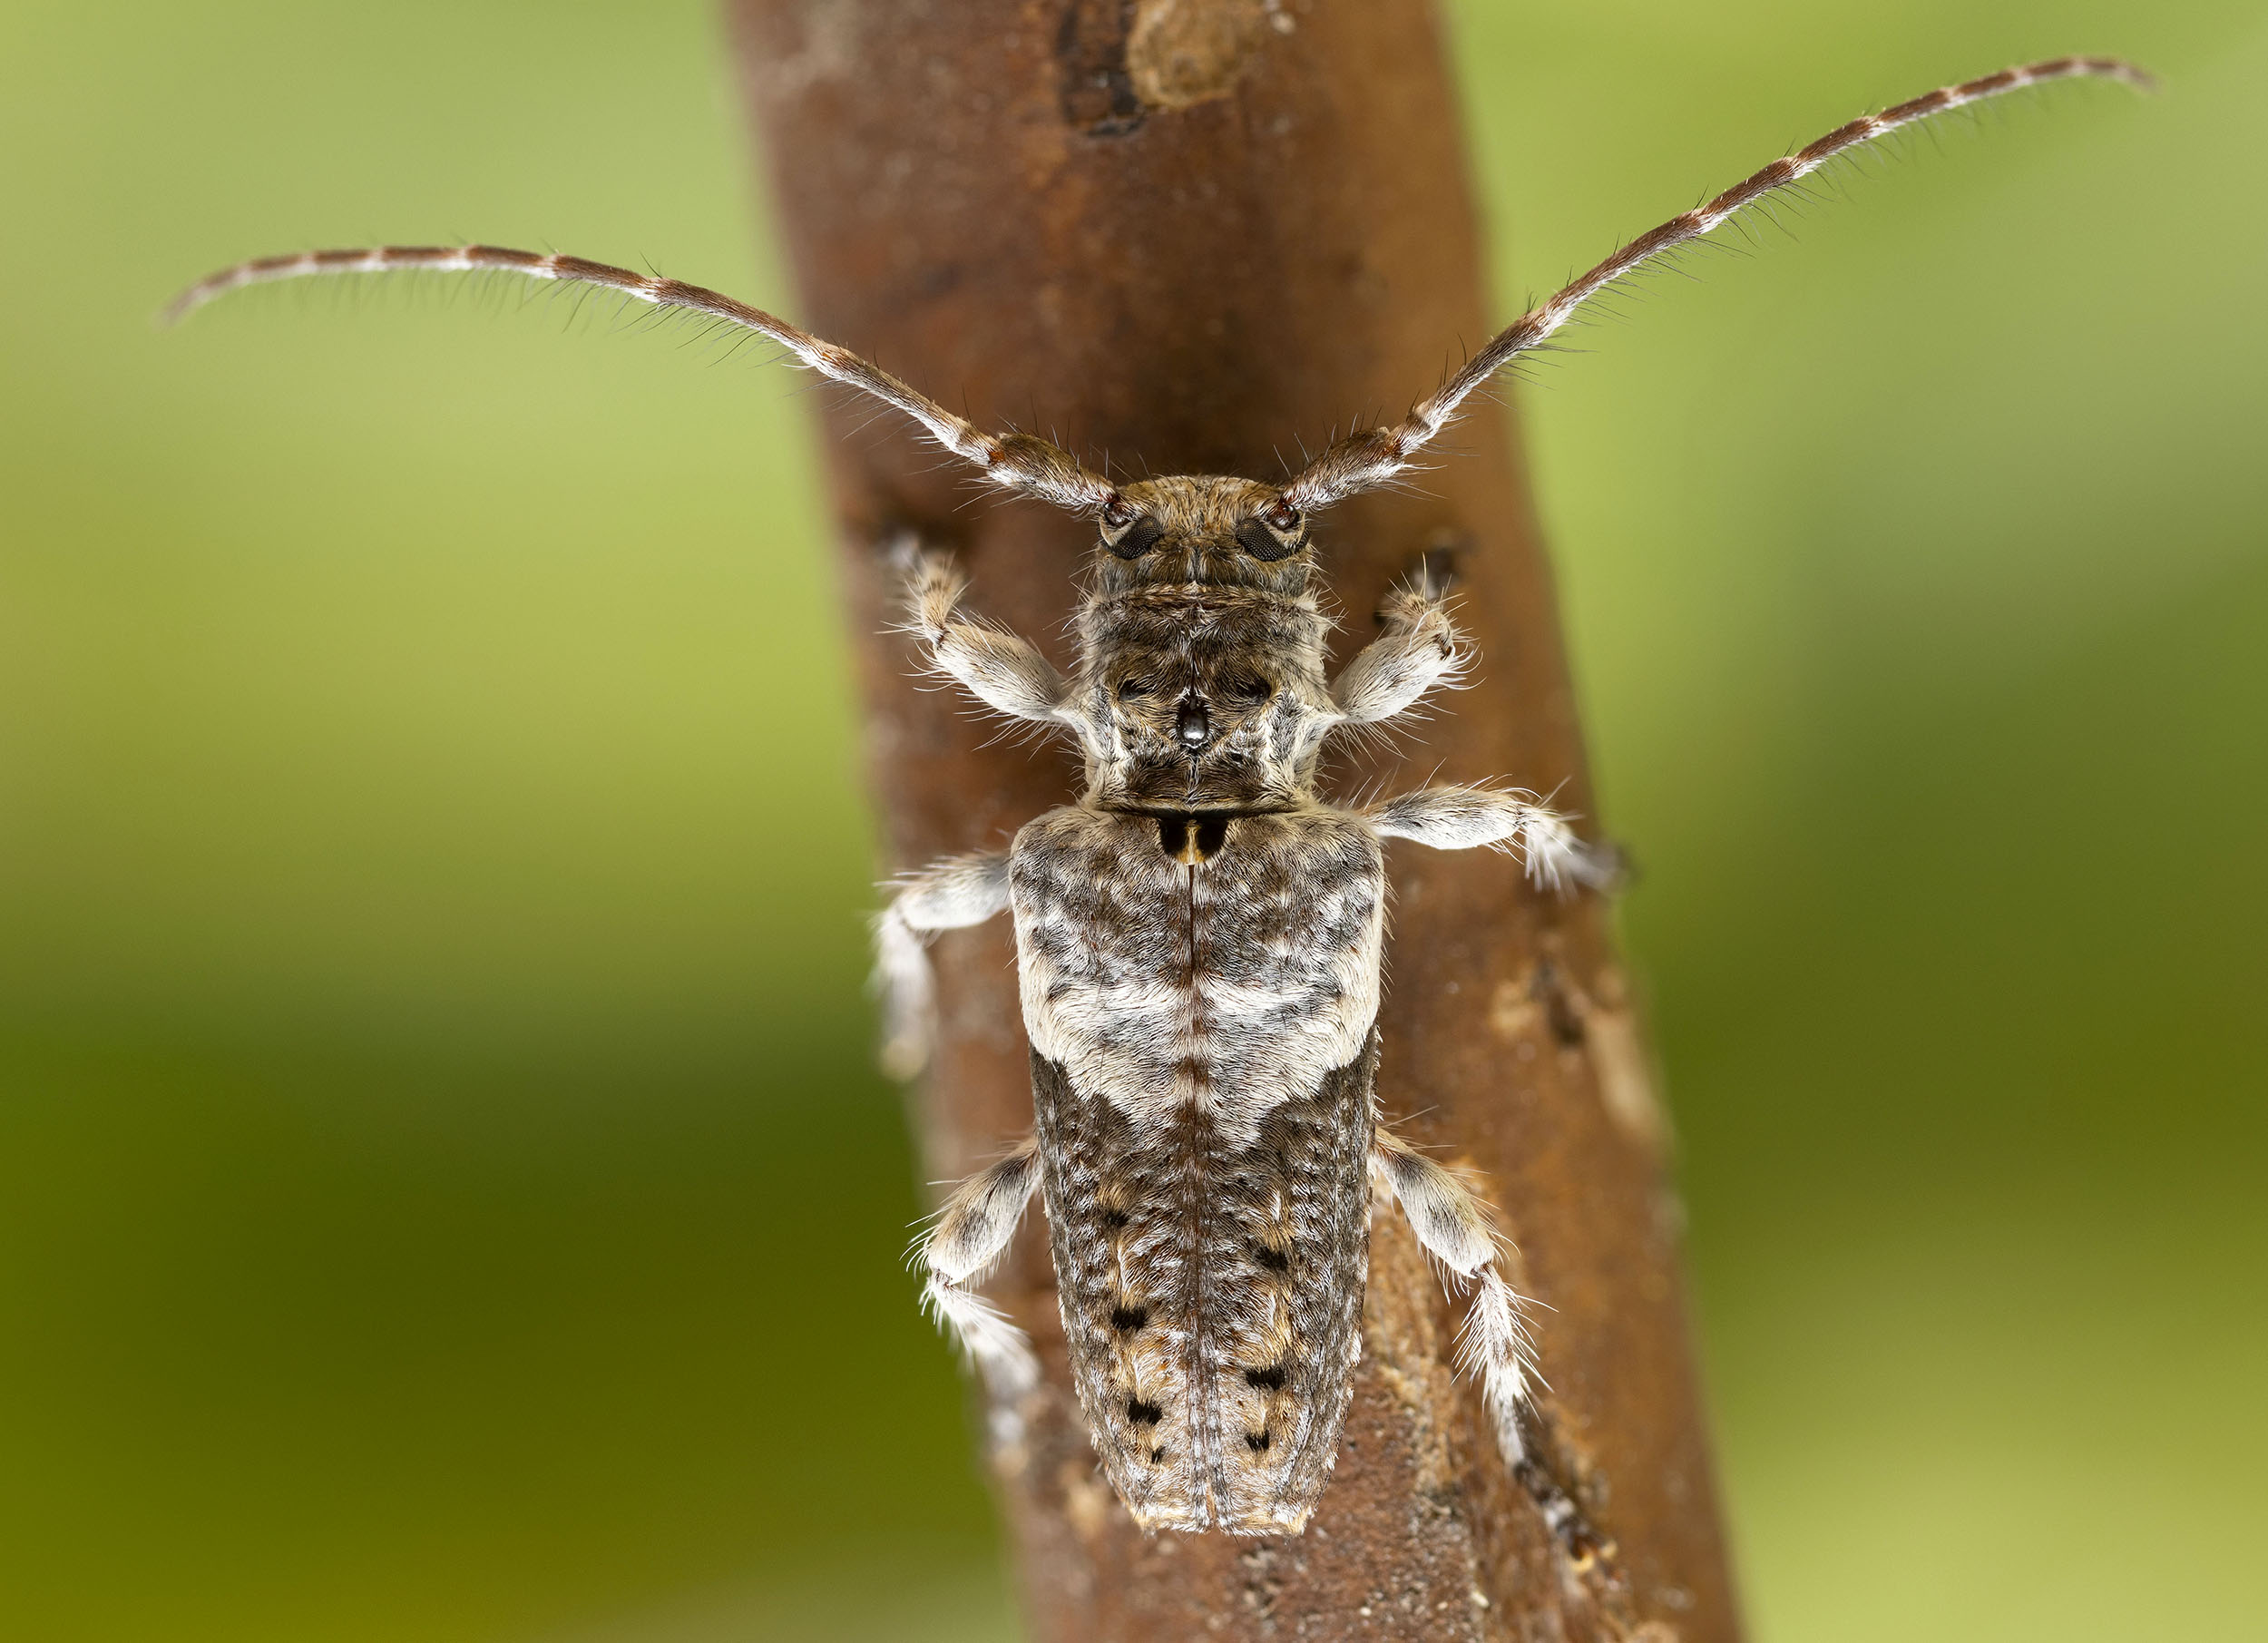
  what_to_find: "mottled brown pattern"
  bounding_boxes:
[1007,803,1383,1533]
[1032,1037,1374,1533]
[1012,807,1384,1142]
[874,427,1604,1545]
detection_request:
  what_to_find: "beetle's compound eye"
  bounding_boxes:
[1236,500,1305,562]
[1100,495,1167,560]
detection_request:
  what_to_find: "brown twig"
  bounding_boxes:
[727,3,1738,1637]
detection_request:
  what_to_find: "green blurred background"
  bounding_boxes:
[2,0,2260,1638]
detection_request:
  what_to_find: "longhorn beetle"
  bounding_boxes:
[169,56,2148,1546]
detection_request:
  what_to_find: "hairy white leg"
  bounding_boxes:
[895,542,1068,726]
[1373,1132,1608,1561]
[874,849,1013,1080]
[1329,578,1466,724]
[919,1138,1043,1420]
[1367,785,1618,892]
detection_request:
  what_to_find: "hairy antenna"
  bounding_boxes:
[1283,54,2154,511]
[161,245,1116,515]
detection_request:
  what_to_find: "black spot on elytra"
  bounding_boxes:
[1250,1240,1292,1274]
[1245,1430,1272,1452]
[1150,1446,1168,1463]
[1110,1304,1149,1333]
[1244,1364,1287,1392]
[1127,1397,1163,1426]
[1099,1207,1131,1232]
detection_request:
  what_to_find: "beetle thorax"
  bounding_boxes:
[1069,475,1334,813]
[1070,588,1334,812]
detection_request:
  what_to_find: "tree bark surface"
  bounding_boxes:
[728,4,1739,1638]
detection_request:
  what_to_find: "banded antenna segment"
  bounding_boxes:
[1283,55,2154,510]
[162,244,1116,515]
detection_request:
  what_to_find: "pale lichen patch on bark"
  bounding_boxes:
[1060,1453,1119,1543]
[1490,961,1670,1155]
[1584,1002,1670,1155]
[1488,976,1543,1044]
[1128,0,1279,111]
[1566,966,1671,1156]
